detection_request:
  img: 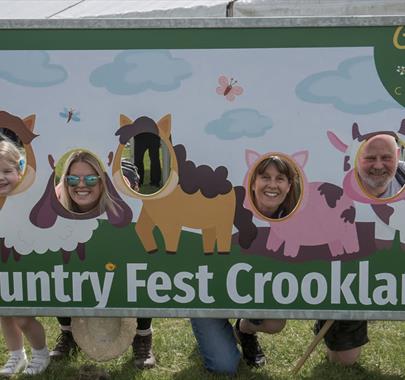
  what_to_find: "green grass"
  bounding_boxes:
[1,319,405,379]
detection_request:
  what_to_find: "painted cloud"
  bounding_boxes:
[296,56,400,114]
[90,50,192,94]
[0,51,67,87]
[206,108,272,140]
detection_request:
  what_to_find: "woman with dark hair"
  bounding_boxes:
[250,155,300,219]
[191,155,300,374]
[232,155,299,367]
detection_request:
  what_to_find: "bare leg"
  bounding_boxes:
[327,347,361,366]
[0,317,28,376]
[14,318,50,376]
[14,317,46,350]
[1,317,24,351]
[240,318,286,334]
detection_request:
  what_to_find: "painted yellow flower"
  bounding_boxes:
[105,262,117,271]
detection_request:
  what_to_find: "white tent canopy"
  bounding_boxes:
[1,0,405,19]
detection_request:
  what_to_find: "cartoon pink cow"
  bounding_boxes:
[244,149,360,258]
[328,121,405,251]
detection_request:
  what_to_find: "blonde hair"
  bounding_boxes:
[58,150,114,214]
[0,135,24,174]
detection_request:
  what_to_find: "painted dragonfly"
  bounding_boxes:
[59,107,80,123]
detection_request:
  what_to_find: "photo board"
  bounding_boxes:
[0,18,405,320]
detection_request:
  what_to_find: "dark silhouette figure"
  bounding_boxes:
[134,133,161,187]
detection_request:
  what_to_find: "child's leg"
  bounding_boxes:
[14,317,50,375]
[0,317,27,376]
[14,317,46,349]
[1,317,24,351]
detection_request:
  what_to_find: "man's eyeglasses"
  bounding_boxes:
[66,175,101,187]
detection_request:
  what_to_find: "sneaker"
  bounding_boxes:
[132,334,156,369]
[234,319,266,367]
[23,353,50,376]
[50,330,79,360]
[0,354,28,377]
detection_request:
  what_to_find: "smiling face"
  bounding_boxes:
[251,162,291,217]
[357,135,399,197]
[67,161,103,212]
[0,159,20,196]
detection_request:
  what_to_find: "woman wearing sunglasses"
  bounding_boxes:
[52,150,108,361]
[52,150,156,369]
[58,150,110,214]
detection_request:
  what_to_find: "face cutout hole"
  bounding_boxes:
[355,133,405,200]
[247,154,303,221]
[54,149,108,214]
[400,137,405,161]
[0,128,27,197]
[120,132,172,195]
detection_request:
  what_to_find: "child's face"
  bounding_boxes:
[0,160,20,196]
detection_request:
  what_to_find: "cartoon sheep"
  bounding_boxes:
[28,153,132,262]
[0,109,132,263]
[244,149,360,258]
[327,121,405,251]
[112,113,257,255]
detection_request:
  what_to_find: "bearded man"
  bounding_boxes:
[357,134,405,198]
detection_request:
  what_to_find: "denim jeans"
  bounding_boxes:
[190,318,241,374]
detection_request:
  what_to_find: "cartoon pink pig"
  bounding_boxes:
[244,149,359,258]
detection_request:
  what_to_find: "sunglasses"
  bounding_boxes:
[66,175,101,187]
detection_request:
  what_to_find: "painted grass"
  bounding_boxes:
[1,319,405,379]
